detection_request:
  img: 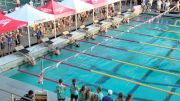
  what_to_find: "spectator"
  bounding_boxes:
[16,0,21,7]
[79,85,86,101]
[134,0,138,5]
[84,88,93,101]
[141,0,147,12]
[176,1,180,11]
[35,27,42,43]
[157,0,162,12]
[6,32,13,54]
[147,0,153,11]
[0,36,6,56]
[162,0,166,10]
[14,30,22,46]
[20,90,34,101]
[149,0,154,6]
[115,92,123,101]
[125,94,133,101]
[165,0,170,11]
[70,79,79,101]
[56,79,66,101]
[102,90,113,101]
[95,86,104,101]
[29,0,34,7]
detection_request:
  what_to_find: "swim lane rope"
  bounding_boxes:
[96,33,180,51]
[120,24,180,37]
[80,39,180,62]
[114,29,180,42]
[63,47,180,77]
[39,57,180,96]
[132,16,180,28]
[149,28,180,34]
[127,3,179,31]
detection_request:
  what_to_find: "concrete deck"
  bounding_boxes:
[0,75,65,101]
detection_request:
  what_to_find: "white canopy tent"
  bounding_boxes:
[60,0,94,29]
[7,4,54,47]
[7,4,54,25]
[60,0,94,13]
[107,0,120,4]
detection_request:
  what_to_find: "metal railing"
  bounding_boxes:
[0,88,33,101]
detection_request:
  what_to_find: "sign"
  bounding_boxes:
[0,19,11,27]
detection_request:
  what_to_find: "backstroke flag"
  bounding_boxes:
[38,69,45,84]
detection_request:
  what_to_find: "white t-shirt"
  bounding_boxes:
[165,2,170,7]
[157,0,162,6]
[149,0,153,4]
[177,1,179,7]
[29,1,33,7]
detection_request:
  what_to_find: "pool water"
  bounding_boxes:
[2,14,180,101]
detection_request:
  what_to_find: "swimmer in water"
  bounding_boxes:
[74,40,80,47]
[54,47,60,55]
[28,57,36,66]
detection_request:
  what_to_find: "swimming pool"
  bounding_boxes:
[2,14,180,101]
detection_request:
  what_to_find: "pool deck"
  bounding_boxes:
[0,75,70,101]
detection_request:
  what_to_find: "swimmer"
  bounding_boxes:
[74,40,80,47]
[91,35,96,40]
[54,47,60,55]
[127,18,130,23]
[29,57,36,66]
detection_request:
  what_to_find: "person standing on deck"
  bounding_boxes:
[35,27,42,43]
[29,0,34,7]
[78,85,86,101]
[70,79,79,101]
[95,86,104,101]
[141,0,147,12]
[134,0,138,5]
[149,0,154,8]
[56,79,66,101]
[115,92,123,101]
[157,0,162,12]
[162,0,166,10]
[176,1,180,11]
[6,32,13,54]
[125,94,133,101]
[147,0,154,11]
[102,90,113,101]
[165,0,170,11]
[16,0,21,7]
[41,0,44,6]
[0,36,6,56]
[14,30,22,46]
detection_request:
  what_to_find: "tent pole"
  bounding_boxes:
[130,0,133,9]
[41,58,44,91]
[27,26,31,47]
[106,4,108,19]
[54,20,57,38]
[5,0,7,10]
[93,9,95,24]
[119,0,122,14]
[75,14,78,30]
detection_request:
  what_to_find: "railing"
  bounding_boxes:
[0,88,33,101]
